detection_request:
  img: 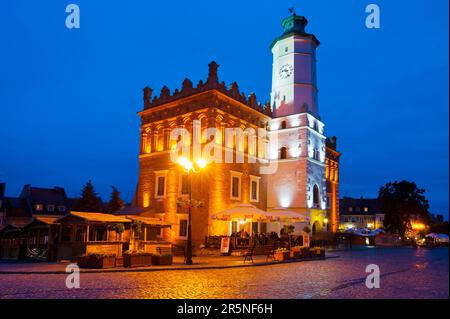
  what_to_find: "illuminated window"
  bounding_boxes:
[349,207,353,212]
[364,207,369,212]
[179,219,188,237]
[35,204,43,211]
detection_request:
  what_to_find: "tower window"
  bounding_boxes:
[281,121,287,129]
[313,185,320,207]
[285,47,288,52]
[280,147,287,160]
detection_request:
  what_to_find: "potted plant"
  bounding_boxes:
[274,248,290,261]
[77,253,116,269]
[123,250,152,268]
[289,246,302,259]
[152,254,173,265]
[300,246,310,258]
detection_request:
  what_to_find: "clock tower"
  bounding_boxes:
[270,13,320,118]
[267,12,328,234]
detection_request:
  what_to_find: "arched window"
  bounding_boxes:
[280,147,287,160]
[281,121,287,129]
[313,184,320,207]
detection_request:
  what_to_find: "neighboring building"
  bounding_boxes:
[136,12,340,247]
[325,137,340,233]
[19,184,70,216]
[2,184,71,227]
[339,197,384,230]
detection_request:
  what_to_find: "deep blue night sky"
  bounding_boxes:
[0,1,448,218]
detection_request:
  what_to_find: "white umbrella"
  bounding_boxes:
[211,203,273,221]
[267,208,308,222]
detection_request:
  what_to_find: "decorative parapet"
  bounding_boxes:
[142,61,272,117]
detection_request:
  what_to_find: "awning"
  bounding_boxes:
[126,216,172,228]
[58,211,131,224]
[267,208,309,222]
[211,203,273,221]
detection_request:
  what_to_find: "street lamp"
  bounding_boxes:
[178,157,207,265]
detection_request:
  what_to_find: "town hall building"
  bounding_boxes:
[135,12,340,247]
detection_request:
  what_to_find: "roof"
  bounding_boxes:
[126,216,172,227]
[33,215,63,225]
[270,14,320,48]
[340,197,381,216]
[59,211,131,224]
[21,185,70,214]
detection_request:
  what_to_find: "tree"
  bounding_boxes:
[378,180,431,238]
[73,180,103,212]
[105,186,125,214]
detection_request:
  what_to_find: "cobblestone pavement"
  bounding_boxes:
[0,248,447,299]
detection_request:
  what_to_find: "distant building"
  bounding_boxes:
[19,184,70,216]
[325,137,340,233]
[1,184,71,227]
[339,197,384,230]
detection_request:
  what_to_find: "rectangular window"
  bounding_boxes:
[157,177,165,197]
[35,204,43,211]
[58,206,65,212]
[364,207,369,212]
[47,205,55,212]
[251,181,258,201]
[232,177,240,199]
[230,171,242,200]
[250,175,260,203]
[155,170,168,198]
[179,220,188,237]
[181,174,189,195]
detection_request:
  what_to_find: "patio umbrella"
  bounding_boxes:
[211,203,273,221]
[267,208,309,222]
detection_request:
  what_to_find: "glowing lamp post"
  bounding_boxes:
[178,157,207,265]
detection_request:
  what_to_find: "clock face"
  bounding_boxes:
[279,64,293,79]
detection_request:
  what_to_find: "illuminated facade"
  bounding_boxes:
[267,13,327,235]
[136,13,340,246]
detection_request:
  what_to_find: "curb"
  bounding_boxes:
[0,255,339,275]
